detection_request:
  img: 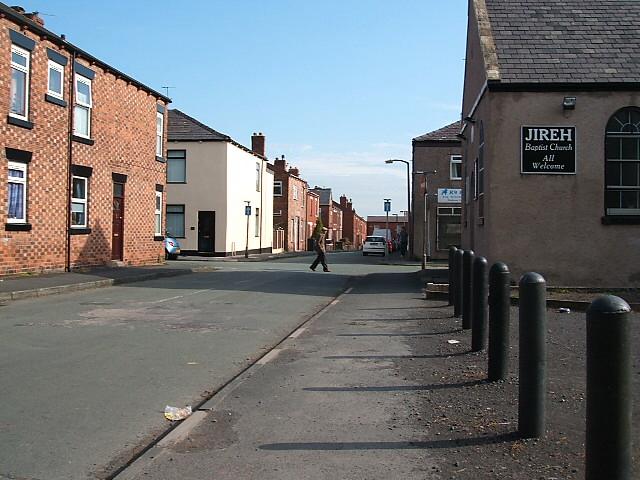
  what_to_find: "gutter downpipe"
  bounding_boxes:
[65,50,76,272]
[259,158,264,253]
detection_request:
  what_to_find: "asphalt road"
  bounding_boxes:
[0,252,419,480]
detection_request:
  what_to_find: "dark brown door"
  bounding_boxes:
[198,211,215,253]
[112,183,125,260]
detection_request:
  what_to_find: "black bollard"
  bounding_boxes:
[462,250,475,329]
[488,262,510,381]
[471,256,488,352]
[448,246,457,306]
[453,248,464,317]
[518,272,546,438]
[586,295,632,480]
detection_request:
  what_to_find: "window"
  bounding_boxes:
[436,206,462,251]
[71,176,88,228]
[166,204,185,237]
[74,74,92,137]
[7,161,27,223]
[47,60,64,99]
[156,111,164,157]
[274,180,283,196]
[255,207,260,237]
[605,107,640,216]
[167,150,186,183]
[155,191,162,236]
[256,162,261,191]
[10,45,30,120]
[293,185,299,200]
[450,155,462,180]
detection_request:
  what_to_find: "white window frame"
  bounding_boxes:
[10,45,30,120]
[7,161,27,223]
[156,111,164,157]
[74,74,92,138]
[155,191,162,236]
[71,175,88,228]
[47,60,64,99]
[274,180,283,196]
[293,185,299,200]
[450,154,462,180]
[256,162,261,191]
[255,207,260,237]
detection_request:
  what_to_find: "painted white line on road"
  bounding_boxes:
[289,327,306,338]
[345,287,353,294]
[147,289,211,304]
[257,348,282,365]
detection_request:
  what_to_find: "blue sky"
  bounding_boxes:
[24,0,467,217]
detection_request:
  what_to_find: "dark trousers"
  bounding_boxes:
[310,251,328,271]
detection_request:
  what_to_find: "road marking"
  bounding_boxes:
[289,327,306,338]
[345,287,353,294]
[148,289,211,304]
[257,348,282,365]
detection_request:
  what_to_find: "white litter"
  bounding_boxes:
[557,307,571,313]
[447,339,461,344]
[164,405,192,421]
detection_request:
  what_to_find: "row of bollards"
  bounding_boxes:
[447,246,633,479]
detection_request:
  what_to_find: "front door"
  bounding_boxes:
[112,183,125,260]
[198,211,215,253]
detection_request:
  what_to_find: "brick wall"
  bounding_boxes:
[0,13,167,276]
[271,159,307,251]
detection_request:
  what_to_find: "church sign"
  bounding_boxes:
[521,126,576,174]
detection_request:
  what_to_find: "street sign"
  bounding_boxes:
[384,200,391,212]
[245,205,252,216]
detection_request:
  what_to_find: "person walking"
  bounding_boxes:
[310,227,330,272]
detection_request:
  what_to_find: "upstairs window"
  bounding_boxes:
[274,180,283,196]
[10,45,30,120]
[8,161,27,223]
[47,60,64,99]
[74,74,92,137]
[605,107,640,216]
[167,150,186,183]
[156,111,164,157]
[450,155,462,180]
[293,185,299,200]
[256,162,261,191]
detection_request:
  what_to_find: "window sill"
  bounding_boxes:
[154,235,164,241]
[601,216,640,225]
[70,227,92,235]
[72,135,95,146]
[167,181,187,184]
[45,94,67,107]
[7,116,33,130]
[156,156,165,163]
[5,223,32,231]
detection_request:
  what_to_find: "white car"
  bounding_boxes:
[363,235,387,256]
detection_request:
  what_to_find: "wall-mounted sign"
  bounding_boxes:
[437,188,462,203]
[521,126,576,174]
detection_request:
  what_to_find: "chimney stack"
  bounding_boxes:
[339,195,348,208]
[288,166,300,177]
[251,132,265,157]
[25,11,45,26]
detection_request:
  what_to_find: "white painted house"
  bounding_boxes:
[166,109,273,256]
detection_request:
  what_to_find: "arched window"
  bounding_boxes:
[605,107,640,216]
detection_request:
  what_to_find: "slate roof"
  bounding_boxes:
[413,121,462,142]
[311,188,332,205]
[168,109,230,142]
[481,0,640,84]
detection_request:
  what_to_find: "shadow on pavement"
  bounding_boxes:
[303,379,486,392]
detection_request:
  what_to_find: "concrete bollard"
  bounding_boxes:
[448,246,457,306]
[453,248,464,317]
[488,262,510,381]
[462,250,475,329]
[518,272,546,438]
[586,295,632,480]
[471,256,488,352]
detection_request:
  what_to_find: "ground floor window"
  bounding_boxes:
[155,191,162,236]
[71,175,88,228]
[166,204,185,237]
[8,161,27,223]
[436,206,461,251]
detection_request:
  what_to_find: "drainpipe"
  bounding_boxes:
[259,158,264,253]
[65,50,76,272]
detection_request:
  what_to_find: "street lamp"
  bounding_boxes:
[385,159,411,255]
[415,170,437,269]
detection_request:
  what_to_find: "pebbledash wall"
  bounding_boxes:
[0,5,170,276]
[461,0,640,286]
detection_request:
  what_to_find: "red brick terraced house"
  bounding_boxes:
[0,5,170,276]
[338,194,366,249]
[270,156,308,252]
[305,189,320,249]
[310,187,343,246]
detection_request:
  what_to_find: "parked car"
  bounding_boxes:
[363,235,387,256]
[164,234,181,260]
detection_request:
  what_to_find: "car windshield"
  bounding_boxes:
[366,236,385,243]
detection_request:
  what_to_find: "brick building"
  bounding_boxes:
[310,187,343,243]
[366,215,409,240]
[271,156,307,252]
[412,121,462,261]
[306,190,320,249]
[0,4,170,276]
[338,195,366,248]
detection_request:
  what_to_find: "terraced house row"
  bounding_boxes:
[0,4,170,275]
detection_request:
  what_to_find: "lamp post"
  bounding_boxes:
[385,159,411,255]
[244,200,251,258]
[415,170,437,269]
